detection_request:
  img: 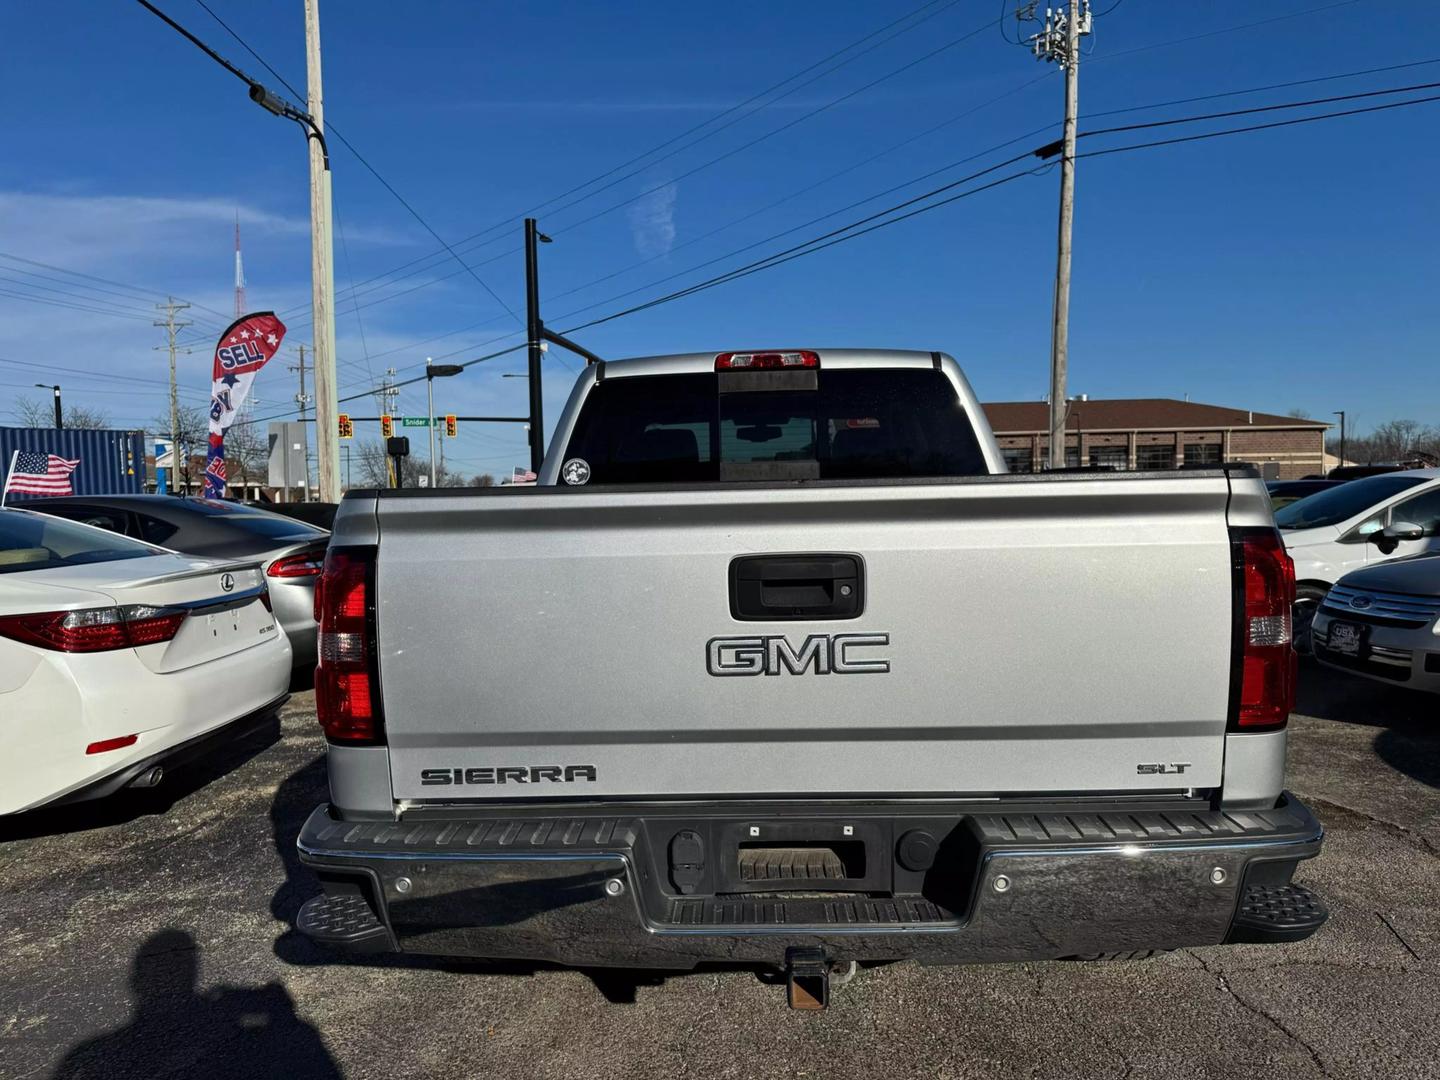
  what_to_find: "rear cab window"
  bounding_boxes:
[561,369,988,484]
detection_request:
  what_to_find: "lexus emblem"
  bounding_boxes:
[1349,594,1373,610]
[220,572,235,593]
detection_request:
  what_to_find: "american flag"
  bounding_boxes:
[4,451,80,496]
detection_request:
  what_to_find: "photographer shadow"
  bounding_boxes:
[52,929,340,1080]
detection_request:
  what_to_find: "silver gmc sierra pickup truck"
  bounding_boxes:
[295,349,1325,1007]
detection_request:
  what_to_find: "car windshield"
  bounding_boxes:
[1273,474,1428,530]
[0,509,162,575]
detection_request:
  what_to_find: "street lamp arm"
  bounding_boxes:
[541,326,603,367]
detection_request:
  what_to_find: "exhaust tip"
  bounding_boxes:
[129,765,164,789]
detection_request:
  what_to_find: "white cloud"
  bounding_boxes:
[626,183,677,259]
[0,190,404,269]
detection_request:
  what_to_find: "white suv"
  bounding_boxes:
[1275,469,1440,649]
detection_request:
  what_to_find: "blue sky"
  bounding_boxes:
[1,0,1435,478]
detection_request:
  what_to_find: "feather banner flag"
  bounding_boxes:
[205,311,286,498]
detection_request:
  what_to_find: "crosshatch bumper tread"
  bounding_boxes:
[297,892,392,951]
[1227,882,1328,943]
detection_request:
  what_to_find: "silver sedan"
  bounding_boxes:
[1312,553,1440,694]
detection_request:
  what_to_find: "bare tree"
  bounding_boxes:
[13,396,112,429]
[1286,408,1312,420]
[468,473,496,487]
[149,405,209,492]
[350,440,468,488]
[224,420,267,494]
[1327,419,1440,466]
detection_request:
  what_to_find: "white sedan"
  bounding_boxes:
[0,507,292,815]
[1275,469,1440,650]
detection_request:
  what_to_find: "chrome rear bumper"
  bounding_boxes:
[295,793,1325,969]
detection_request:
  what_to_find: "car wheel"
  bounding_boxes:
[1293,585,1328,655]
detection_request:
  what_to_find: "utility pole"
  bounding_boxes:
[154,298,192,495]
[289,343,313,500]
[1032,2,1091,468]
[305,0,341,502]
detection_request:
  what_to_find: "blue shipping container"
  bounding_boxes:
[0,426,147,500]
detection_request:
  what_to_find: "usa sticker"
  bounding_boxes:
[561,458,591,485]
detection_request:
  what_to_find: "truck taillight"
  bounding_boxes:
[1230,528,1296,731]
[715,350,819,370]
[315,546,384,744]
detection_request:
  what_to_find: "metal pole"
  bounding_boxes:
[155,298,191,496]
[524,218,544,474]
[427,357,437,489]
[1046,4,1081,469]
[1333,410,1346,470]
[305,0,341,503]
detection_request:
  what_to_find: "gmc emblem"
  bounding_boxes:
[706,633,891,677]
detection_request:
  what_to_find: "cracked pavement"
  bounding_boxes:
[1,661,1436,1080]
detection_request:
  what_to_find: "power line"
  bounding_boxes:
[337,53,1440,371]
[269,0,972,317]
[234,70,1440,431]
[1077,77,1440,140]
[551,87,1440,336]
[267,2,1004,328]
[187,0,513,326]
[1077,88,1440,159]
[0,250,230,324]
[1091,0,1364,64]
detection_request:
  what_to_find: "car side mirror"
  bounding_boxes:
[1381,520,1425,543]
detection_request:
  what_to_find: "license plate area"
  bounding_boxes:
[1326,621,1366,656]
[718,820,889,894]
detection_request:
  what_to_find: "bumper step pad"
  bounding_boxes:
[1228,882,1328,943]
[297,893,392,952]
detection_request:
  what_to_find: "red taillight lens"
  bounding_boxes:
[120,606,189,646]
[715,350,819,370]
[86,734,139,755]
[268,551,325,578]
[1231,529,1297,731]
[315,546,383,744]
[0,606,186,653]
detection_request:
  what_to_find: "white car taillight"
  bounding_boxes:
[0,605,187,652]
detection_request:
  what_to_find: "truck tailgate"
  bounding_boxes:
[374,475,1236,800]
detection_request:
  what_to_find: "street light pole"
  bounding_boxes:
[427,357,437,488]
[424,361,465,488]
[524,219,549,475]
[303,0,340,504]
[34,384,61,429]
[1333,410,1346,471]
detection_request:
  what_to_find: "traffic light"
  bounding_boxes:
[380,414,393,438]
[337,413,353,439]
[445,414,457,438]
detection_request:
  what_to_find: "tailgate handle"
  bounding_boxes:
[729,555,862,621]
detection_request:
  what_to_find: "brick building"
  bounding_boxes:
[982,399,1330,480]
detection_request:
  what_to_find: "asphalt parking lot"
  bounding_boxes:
[2,663,1437,1080]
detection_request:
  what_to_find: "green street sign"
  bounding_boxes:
[401,416,431,427]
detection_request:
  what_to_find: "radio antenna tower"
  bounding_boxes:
[234,211,246,317]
